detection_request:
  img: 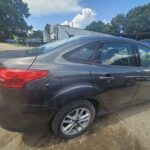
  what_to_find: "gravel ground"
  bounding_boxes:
[0,43,150,150]
[0,43,31,51]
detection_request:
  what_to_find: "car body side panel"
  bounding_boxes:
[30,60,96,108]
[132,44,150,103]
[132,67,150,102]
[91,64,141,109]
[0,36,148,133]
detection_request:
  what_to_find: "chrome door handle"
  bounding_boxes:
[99,75,114,83]
[99,76,114,80]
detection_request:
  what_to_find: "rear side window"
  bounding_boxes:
[137,45,150,67]
[64,43,97,63]
[95,42,134,66]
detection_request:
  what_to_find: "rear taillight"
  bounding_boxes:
[0,68,48,88]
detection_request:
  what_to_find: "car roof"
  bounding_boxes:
[140,39,150,42]
[37,35,147,56]
[73,35,140,44]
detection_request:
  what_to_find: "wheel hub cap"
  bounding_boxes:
[61,108,91,136]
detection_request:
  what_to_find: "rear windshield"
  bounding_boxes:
[27,36,81,55]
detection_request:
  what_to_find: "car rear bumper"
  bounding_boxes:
[0,85,57,133]
[0,104,55,133]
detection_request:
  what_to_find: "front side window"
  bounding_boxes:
[138,45,150,67]
[65,43,97,63]
[95,42,134,66]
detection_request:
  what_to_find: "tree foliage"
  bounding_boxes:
[111,14,126,34]
[85,3,150,35]
[29,30,43,39]
[0,0,31,41]
[126,4,150,33]
[86,21,106,33]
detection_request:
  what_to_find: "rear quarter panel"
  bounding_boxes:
[29,49,96,108]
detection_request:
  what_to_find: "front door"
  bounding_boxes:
[132,44,150,102]
[91,42,141,109]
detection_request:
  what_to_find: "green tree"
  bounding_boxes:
[126,3,150,33]
[29,30,43,39]
[85,21,106,33]
[104,23,114,35]
[85,3,150,35]
[0,0,31,41]
[111,14,126,34]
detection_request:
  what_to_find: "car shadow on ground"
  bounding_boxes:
[21,101,150,150]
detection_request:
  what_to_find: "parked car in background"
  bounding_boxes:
[140,39,150,47]
[0,36,150,139]
[25,38,44,47]
[5,39,15,44]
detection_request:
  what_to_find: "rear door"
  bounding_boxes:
[91,41,141,109]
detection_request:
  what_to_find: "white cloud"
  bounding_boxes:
[61,8,96,28]
[23,0,82,15]
[61,21,70,26]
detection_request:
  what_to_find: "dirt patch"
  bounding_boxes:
[0,43,31,51]
[0,112,145,150]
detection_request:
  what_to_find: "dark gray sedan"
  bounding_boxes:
[0,36,150,139]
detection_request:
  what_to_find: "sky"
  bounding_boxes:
[23,0,150,30]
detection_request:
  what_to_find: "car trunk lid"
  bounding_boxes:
[0,49,37,69]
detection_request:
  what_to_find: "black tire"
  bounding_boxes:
[51,100,95,139]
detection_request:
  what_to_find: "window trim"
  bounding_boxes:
[92,41,137,67]
[63,42,100,64]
